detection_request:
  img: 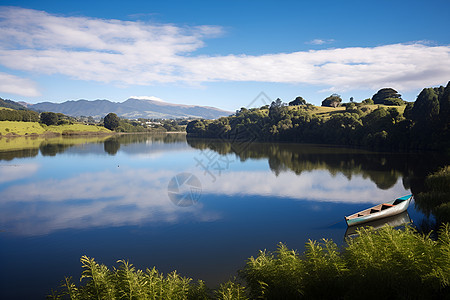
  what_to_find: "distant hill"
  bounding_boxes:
[0,98,27,110]
[28,98,232,119]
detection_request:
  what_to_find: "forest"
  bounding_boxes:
[187,83,450,151]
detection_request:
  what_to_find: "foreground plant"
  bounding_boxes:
[242,224,450,299]
[49,256,205,299]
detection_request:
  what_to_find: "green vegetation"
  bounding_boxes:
[51,225,450,299]
[0,97,27,110]
[243,225,450,299]
[104,113,120,131]
[187,82,450,151]
[372,88,403,105]
[289,96,306,106]
[40,112,60,125]
[0,121,111,136]
[0,107,40,122]
[0,121,46,136]
[49,256,239,300]
[321,93,342,107]
[0,105,112,137]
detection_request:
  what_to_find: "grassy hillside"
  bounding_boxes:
[0,121,46,135]
[288,104,406,116]
[0,121,111,136]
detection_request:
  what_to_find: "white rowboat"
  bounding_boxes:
[345,195,412,227]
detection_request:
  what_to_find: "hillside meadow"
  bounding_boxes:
[0,121,112,137]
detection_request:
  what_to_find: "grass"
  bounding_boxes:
[50,224,450,299]
[0,121,111,137]
[288,104,406,117]
[0,121,46,135]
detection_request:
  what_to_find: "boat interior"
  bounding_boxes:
[346,199,405,220]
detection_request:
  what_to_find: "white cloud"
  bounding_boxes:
[306,39,335,45]
[0,7,449,93]
[0,72,40,96]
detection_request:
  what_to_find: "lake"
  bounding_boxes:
[0,133,446,299]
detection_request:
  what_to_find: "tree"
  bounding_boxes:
[289,96,306,106]
[372,88,402,105]
[383,98,405,106]
[40,112,58,125]
[269,98,286,121]
[103,113,120,131]
[321,94,342,108]
[410,88,439,124]
[186,119,207,136]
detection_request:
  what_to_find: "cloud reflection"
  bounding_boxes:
[0,167,408,236]
[200,170,409,204]
[0,168,220,236]
[0,163,39,183]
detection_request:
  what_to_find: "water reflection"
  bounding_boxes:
[186,138,449,194]
[344,211,412,238]
[0,168,220,236]
[0,134,448,237]
[0,133,188,160]
[0,134,447,300]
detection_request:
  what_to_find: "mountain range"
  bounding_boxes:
[24,98,232,119]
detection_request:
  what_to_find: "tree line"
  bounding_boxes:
[187,83,450,151]
[0,108,40,122]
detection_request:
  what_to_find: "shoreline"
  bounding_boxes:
[0,130,186,139]
[0,131,116,138]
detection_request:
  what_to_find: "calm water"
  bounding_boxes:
[0,133,446,299]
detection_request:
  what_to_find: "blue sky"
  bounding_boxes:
[0,0,449,111]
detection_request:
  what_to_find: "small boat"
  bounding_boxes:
[345,194,413,226]
[344,211,412,238]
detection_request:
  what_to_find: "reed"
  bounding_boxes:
[241,224,450,299]
[214,279,247,300]
[49,257,206,299]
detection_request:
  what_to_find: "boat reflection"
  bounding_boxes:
[344,210,412,238]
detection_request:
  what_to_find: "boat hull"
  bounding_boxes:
[345,195,412,227]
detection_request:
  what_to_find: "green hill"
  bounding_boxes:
[0,97,27,110]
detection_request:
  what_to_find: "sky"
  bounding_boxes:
[0,0,449,111]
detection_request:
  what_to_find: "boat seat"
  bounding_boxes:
[381,204,394,210]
